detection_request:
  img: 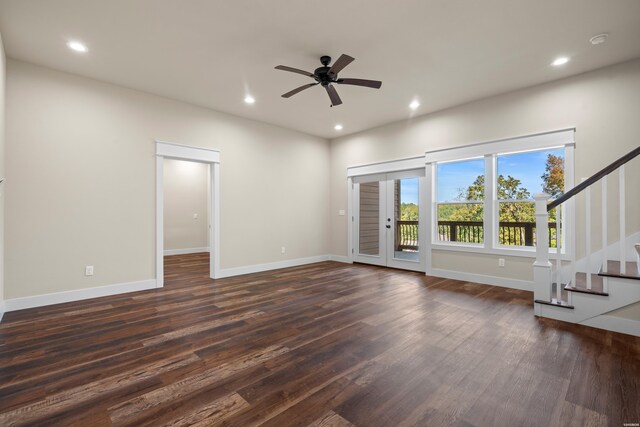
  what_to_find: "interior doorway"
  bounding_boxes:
[155,141,220,286]
[163,158,210,256]
[352,168,427,272]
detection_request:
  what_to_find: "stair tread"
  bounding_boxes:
[599,260,640,281]
[535,282,574,308]
[534,298,575,309]
[564,273,608,296]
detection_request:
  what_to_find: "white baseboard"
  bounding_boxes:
[215,255,331,279]
[580,314,640,337]
[3,279,158,313]
[164,247,209,256]
[0,300,5,322]
[329,255,353,263]
[430,268,533,291]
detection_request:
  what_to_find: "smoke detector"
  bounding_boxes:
[590,34,608,45]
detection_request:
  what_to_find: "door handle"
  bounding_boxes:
[386,225,391,229]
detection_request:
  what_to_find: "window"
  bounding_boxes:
[496,148,565,247]
[426,129,574,256]
[436,158,485,244]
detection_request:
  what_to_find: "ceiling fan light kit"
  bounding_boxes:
[275,54,382,107]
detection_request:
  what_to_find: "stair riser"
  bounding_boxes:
[535,276,640,323]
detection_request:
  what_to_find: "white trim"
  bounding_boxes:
[156,156,164,287]
[216,255,330,279]
[329,255,353,263]
[347,177,354,263]
[155,141,220,283]
[211,163,221,279]
[347,156,425,178]
[164,247,210,256]
[425,128,575,163]
[580,315,640,337]
[155,140,220,163]
[4,279,157,312]
[431,242,573,260]
[0,301,5,322]
[424,163,434,274]
[430,268,533,291]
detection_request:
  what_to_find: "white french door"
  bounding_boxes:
[353,169,426,272]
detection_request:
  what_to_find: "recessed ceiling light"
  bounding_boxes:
[590,33,608,45]
[409,100,420,110]
[334,124,343,131]
[67,41,88,53]
[552,57,569,66]
[244,95,255,104]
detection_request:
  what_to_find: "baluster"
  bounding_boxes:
[619,166,626,274]
[585,186,592,289]
[556,205,562,302]
[602,175,608,272]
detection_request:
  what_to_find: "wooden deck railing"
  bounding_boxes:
[396,220,419,250]
[438,220,558,246]
[395,220,559,249]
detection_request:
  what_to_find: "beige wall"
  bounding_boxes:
[608,302,640,321]
[330,59,640,282]
[163,158,209,251]
[6,60,330,299]
[0,34,5,307]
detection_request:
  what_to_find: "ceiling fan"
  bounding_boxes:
[275,54,382,107]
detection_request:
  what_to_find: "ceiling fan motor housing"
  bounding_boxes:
[314,66,334,85]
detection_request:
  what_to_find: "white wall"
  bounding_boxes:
[330,59,640,283]
[0,33,6,317]
[163,158,209,253]
[6,60,330,299]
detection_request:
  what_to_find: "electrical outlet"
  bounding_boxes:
[281,246,286,254]
[498,258,505,268]
[338,210,345,216]
[85,265,94,276]
[193,213,198,219]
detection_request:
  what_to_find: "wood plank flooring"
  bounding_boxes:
[1,253,639,426]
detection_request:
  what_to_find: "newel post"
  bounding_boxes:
[533,193,552,314]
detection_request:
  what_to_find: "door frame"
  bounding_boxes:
[347,156,429,272]
[155,141,221,286]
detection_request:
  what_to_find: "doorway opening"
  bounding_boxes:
[162,158,210,285]
[351,166,427,272]
[155,141,220,287]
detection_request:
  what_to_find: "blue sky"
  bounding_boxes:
[430,148,565,202]
[497,148,564,198]
[437,158,485,202]
[400,178,419,204]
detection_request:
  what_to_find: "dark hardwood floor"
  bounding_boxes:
[1,253,639,426]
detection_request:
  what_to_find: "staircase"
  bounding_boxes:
[532,146,640,336]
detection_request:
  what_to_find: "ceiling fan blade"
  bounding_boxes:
[281,83,318,98]
[325,84,342,106]
[275,65,316,79]
[336,78,382,89]
[328,54,355,75]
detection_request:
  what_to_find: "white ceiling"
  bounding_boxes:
[1,0,639,139]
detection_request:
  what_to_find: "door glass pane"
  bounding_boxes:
[359,182,380,256]
[394,178,419,261]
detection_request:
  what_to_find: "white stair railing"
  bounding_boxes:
[533,145,639,311]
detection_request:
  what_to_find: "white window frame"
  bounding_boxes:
[425,128,575,259]
[434,157,486,248]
